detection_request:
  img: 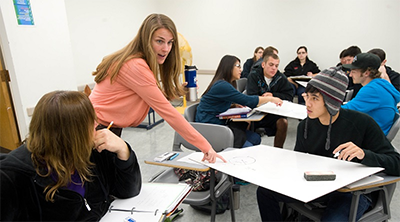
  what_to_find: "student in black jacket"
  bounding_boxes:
[247,52,293,148]
[0,91,142,221]
[284,46,320,104]
[368,48,400,92]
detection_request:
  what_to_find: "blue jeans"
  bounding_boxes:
[242,130,261,148]
[257,186,371,221]
[290,83,306,104]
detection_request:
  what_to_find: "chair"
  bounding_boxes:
[235,78,247,93]
[183,102,199,122]
[136,107,165,130]
[285,173,399,222]
[150,122,235,222]
[386,112,400,142]
[344,89,354,103]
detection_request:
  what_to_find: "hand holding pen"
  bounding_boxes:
[94,121,131,161]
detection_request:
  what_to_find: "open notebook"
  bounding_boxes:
[101,183,192,222]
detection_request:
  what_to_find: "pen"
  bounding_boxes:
[333,150,341,158]
[168,153,179,161]
[107,121,114,130]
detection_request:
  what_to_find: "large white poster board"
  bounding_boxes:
[187,145,383,203]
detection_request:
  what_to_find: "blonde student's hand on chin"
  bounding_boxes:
[202,149,227,163]
[94,129,130,161]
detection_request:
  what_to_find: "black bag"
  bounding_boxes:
[173,168,230,214]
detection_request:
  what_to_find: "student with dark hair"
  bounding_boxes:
[0,91,142,221]
[196,55,282,148]
[241,46,264,78]
[284,46,320,104]
[342,53,400,135]
[256,67,400,221]
[368,48,400,92]
[340,45,362,98]
[246,52,293,148]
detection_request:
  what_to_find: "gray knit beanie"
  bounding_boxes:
[308,67,349,116]
[304,67,349,150]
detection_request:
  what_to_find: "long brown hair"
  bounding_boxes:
[202,55,239,96]
[92,13,183,100]
[27,91,96,202]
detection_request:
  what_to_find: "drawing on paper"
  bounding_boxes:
[229,156,256,165]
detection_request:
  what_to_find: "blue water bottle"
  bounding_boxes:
[184,65,198,101]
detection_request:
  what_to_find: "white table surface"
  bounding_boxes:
[255,100,307,120]
[187,145,383,203]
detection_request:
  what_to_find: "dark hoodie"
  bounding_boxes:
[0,144,141,221]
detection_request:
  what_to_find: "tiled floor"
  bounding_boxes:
[121,113,400,222]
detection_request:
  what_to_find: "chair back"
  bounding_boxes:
[235,78,247,93]
[173,122,234,152]
[387,112,400,142]
[183,103,199,122]
[344,89,354,102]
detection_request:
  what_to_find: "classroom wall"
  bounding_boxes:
[0,0,76,138]
[66,0,400,94]
[1,0,399,139]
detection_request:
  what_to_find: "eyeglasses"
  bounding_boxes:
[297,51,307,55]
[234,64,241,68]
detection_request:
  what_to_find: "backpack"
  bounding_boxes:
[173,168,230,214]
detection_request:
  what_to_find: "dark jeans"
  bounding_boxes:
[290,83,306,105]
[257,186,371,222]
[242,130,261,148]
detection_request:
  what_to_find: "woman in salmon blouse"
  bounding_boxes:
[90,14,225,163]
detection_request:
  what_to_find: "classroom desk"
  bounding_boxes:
[185,145,384,203]
[145,152,236,222]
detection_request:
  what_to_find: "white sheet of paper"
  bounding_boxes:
[255,100,307,120]
[188,145,383,203]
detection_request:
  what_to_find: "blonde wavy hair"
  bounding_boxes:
[92,13,183,100]
[27,91,96,202]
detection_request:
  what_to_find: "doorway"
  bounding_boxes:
[0,45,21,152]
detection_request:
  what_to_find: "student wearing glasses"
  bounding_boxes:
[284,46,320,104]
[196,55,282,148]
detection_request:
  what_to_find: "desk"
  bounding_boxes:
[145,152,235,222]
[186,145,383,203]
[230,113,266,122]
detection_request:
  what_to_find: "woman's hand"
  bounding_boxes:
[202,149,227,163]
[270,97,283,106]
[94,129,130,160]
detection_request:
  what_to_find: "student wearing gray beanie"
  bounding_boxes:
[304,67,349,150]
[257,67,400,222]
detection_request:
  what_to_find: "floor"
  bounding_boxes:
[121,111,400,222]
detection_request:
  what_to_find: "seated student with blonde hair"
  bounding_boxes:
[196,55,282,148]
[0,91,141,221]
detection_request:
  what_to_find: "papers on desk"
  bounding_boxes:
[101,183,192,222]
[217,107,256,119]
[296,81,308,88]
[255,100,307,120]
